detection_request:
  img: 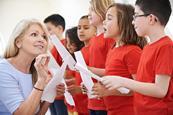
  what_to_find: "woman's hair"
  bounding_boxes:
[108,3,148,49]
[3,19,49,84]
[65,26,84,51]
[90,0,114,20]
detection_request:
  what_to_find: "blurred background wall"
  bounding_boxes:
[0,0,172,56]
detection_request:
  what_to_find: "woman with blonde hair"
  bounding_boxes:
[0,19,51,115]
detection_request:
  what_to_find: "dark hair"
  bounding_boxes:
[135,0,172,26]
[66,27,84,51]
[44,14,65,31]
[108,3,147,49]
[80,15,89,20]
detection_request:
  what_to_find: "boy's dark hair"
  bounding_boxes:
[80,15,88,20]
[135,0,172,26]
[44,14,65,31]
[108,3,147,49]
[66,27,84,51]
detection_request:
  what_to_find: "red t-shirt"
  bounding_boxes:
[88,33,115,110]
[135,36,173,115]
[73,46,90,114]
[104,45,141,115]
[51,39,66,100]
[51,39,66,65]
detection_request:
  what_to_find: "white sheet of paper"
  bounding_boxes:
[74,51,94,98]
[50,35,76,70]
[41,62,67,103]
[75,63,102,81]
[75,63,130,94]
[62,79,75,106]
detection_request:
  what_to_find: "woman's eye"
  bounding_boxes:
[84,27,89,30]
[107,17,112,20]
[31,33,38,37]
[42,35,47,40]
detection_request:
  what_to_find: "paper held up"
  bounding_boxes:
[75,62,102,81]
[75,62,130,94]
[49,35,76,70]
[62,79,75,106]
[74,51,94,98]
[41,62,67,103]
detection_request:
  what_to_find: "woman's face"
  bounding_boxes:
[17,24,48,57]
[103,7,120,39]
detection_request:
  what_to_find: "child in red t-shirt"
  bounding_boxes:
[63,27,84,115]
[44,14,68,115]
[87,0,115,115]
[91,3,147,115]
[71,15,96,115]
[102,0,173,115]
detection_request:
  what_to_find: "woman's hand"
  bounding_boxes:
[34,54,50,84]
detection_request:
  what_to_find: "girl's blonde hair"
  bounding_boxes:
[4,19,49,84]
[90,0,114,20]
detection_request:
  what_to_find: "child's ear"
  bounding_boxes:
[15,39,22,48]
[57,25,63,31]
[148,14,158,25]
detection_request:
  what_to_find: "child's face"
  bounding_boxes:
[77,18,96,42]
[88,6,103,26]
[132,5,149,37]
[103,7,120,39]
[66,37,77,54]
[45,22,61,37]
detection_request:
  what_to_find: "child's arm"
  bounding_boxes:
[92,82,133,98]
[102,74,171,98]
[92,74,136,97]
[88,66,105,76]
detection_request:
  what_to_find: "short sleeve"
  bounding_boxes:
[0,72,24,113]
[124,48,141,74]
[155,44,173,76]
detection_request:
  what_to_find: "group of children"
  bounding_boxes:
[0,0,172,115]
[46,0,173,115]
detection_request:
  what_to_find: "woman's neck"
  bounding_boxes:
[8,54,34,74]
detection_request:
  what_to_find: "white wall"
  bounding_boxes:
[0,0,173,55]
[0,0,89,43]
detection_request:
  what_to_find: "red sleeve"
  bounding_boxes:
[51,46,63,66]
[155,44,173,76]
[124,48,141,74]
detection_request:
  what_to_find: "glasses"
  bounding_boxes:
[133,14,150,20]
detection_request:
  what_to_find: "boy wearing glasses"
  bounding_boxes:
[101,0,173,115]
